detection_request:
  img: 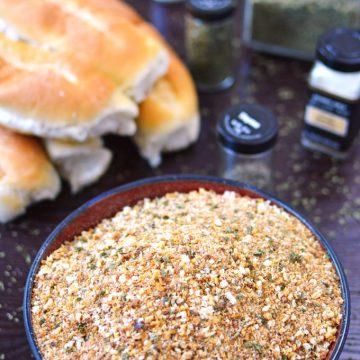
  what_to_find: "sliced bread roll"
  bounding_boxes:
[44,138,112,193]
[0,33,138,141]
[134,24,200,167]
[52,0,200,166]
[0,0,168,102]
[0,126,61,223]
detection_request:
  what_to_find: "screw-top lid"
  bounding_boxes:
[186,0,235,21]
[316,28,360,73]
[217,103,278,155]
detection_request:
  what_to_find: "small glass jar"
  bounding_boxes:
[185,0,236,92]
[217,103,278,192]
[302,28,360,159]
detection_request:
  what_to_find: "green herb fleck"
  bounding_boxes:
[289,252,303,263]
[159,255,170,263]
[256,314,267,325]
[77,322,87,334]
[244,341,263,352]
[246,212,255,220]
[253,249,265,257]
[246,226,253,234]
[39,318,45,326]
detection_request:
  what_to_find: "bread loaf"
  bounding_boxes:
[0,0,169,102]
[0,0,201,222]
[0,126,60,223]
[0,33,138,140]
[48,0,201,166]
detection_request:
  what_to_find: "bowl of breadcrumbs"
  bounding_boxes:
[24,175,350,360]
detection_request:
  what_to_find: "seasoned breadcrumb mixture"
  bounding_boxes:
[32,189,343,359]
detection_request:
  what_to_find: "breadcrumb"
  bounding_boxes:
[32,189,343,359]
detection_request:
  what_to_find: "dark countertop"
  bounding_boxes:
[0,1,359,359]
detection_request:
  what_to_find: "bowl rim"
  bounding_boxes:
[24,174,351,359]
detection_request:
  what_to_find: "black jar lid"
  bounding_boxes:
[217,103,278,155]
[316,28,360,73]
[186,0,235,21]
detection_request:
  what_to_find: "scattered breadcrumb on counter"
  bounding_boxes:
[31,189,343,359]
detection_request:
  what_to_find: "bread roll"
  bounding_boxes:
[0,126,61,223]
[0,33,138,140]
[0,0,168,102]
[49,0,201,166]
[134,24,200,166]
[44,138,112,193]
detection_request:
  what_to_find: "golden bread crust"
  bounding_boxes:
[0,126,56,190]
[0,0,166,90]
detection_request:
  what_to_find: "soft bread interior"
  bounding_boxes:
[134,115,200,167]
[44,138,112,193]
[0,126,60,223]
[0,34,138,140]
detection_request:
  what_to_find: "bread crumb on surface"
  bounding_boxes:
[32,189,343,359]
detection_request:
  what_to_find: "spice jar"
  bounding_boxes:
[217,103,278,192]
[185,0,236,92]
[302,28,360,159]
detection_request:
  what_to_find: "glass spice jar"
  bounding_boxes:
[217,103,278,192]
[302,28,360,159]
[185,0,236,92]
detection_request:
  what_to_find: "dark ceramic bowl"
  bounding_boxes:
[24,175,350,359]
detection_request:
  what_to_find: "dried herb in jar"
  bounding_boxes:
[186,0,236,92]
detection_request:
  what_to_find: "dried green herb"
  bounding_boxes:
[289,251,303,263]
[254,249,265,257]
[77,322,87,334]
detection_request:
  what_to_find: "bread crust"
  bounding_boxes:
[0,0,168,101]
[0,34,138,140]
[0,126,60,222]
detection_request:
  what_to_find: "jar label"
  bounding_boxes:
[305,105,349,137]
[303,90,360,152]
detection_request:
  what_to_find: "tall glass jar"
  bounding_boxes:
[217,103,278,192]
[185,0,236,92]
[302,28,360,159]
